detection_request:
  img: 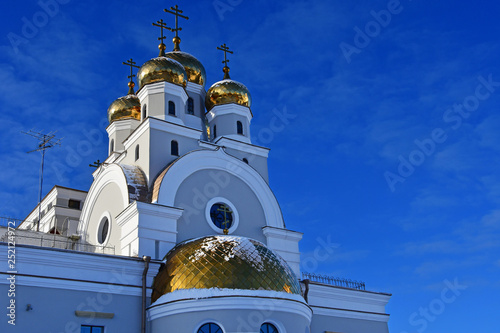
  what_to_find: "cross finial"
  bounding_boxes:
[217,204,233,235]
[164,4,189,51]
[152,19,171,57]
[217,43,233,79]
[122,58,140,95]
[89,159,102,168]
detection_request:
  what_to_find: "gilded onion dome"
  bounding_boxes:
[107,90,141,123]
[137,57,187,90]
[151,235,301,303]
[165,51,206,87]
[205,78,252,111]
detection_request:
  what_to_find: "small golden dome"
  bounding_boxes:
[107,94,141,123]
[205,79,252,111]
[151,235,300,303]
[165,51,206,87]
[137,57,187,90]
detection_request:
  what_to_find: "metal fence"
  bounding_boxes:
[0,216,24,228]
[301,272,366,290]
[0,227,115,255]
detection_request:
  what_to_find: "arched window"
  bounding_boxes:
[187,97,194,115]
[260,323,278,333]
[171,140,179,156]
[110,139,114,153]
[135,145,140,161]
[168,101,176,116]
[213,125,217,139]
[243,158,248,164]
[237,121,243,135]
[197,323,223,333]
[142,104,147,119]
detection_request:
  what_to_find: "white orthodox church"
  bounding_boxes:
[1,6,391,333]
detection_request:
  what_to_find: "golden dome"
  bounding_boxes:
[137,57,187,90]
[151,235,300,303]
[107,94,141,123]
[165,51,206,87]
[205,79,252,111]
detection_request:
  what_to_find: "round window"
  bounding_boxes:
[98,217,110,244]
[210,203,233,230]
[205,197,239,234]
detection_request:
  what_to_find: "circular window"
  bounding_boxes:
[205,197,239,234]
[97,216,110,244]
[210,203,233,229]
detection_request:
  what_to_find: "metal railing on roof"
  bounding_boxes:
[0,225,115,255]
[0,216,24,228]
[301,272,366,290]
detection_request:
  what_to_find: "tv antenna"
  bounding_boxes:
[22,130,62,232]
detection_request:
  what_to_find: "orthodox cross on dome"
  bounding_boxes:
[122,58,140,95]
[164,4,188,51]
[217,43,233,79]
[217,204,233,235]
[152,19,171,57]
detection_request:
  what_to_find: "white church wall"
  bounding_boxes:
[173,169,268,243]
[222,144,270,183]
[148,295,311,333]
[310,315,390,333]
[0,244,161,333]
[79,164,130,252]
[155,149,285,232]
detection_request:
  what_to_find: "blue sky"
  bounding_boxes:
[1,0,500,332]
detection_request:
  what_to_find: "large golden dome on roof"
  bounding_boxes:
[107,94,141,123]
[137,57,187,90]
[205,79,252,111]
[151,235,300,303]
[165,51,206,87]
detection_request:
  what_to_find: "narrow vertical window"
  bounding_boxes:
[110,139,114,153]
[213,125,217,139]
[168,101,175,116]
[187,97,194,115]
[171,140,179,156]
[237,121,243,135]
[142,104,147,119]
[135,145,140,161]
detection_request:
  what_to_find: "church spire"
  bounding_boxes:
[217,43,233,79]
[164,4,189,51]
[122,58,140,95]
